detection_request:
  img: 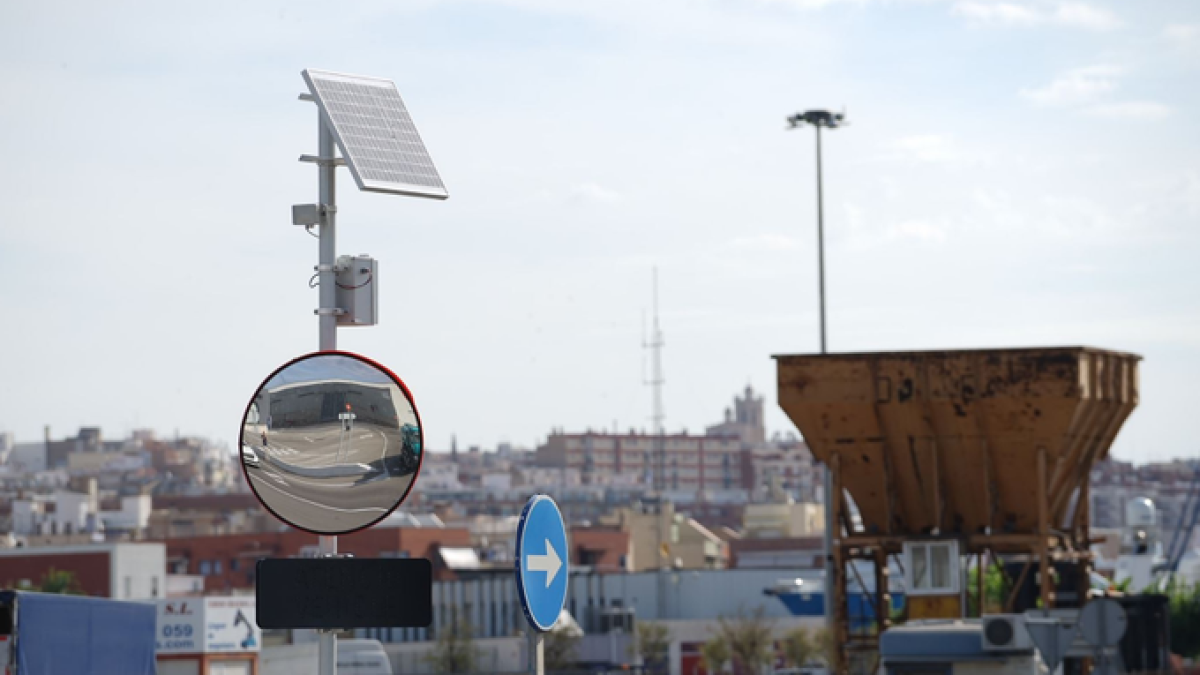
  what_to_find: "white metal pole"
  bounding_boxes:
[317,110,339,675]
[815,122,837,646]
[319,114,338,353]
[534,632,545,675]
[816,124,826,355]
[527,630,545,675]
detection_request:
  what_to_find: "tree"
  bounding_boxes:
[14,568,85,595]
[966,563,1008,616]
[780,626,817,669]
[811,626,835,667]
[634,622,672,675]
[1167,577,1200,658]
[544,625,580,672]
[712,607,774,675]
[425,616,480,674]
[700,635,731,675]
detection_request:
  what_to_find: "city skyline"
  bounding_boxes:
[1,1,1197,463]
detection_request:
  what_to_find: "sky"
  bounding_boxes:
[0,0,1197,463]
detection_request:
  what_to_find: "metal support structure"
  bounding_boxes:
[815,124,827,354]
[643,268,669,618]
[977,551,986,616]
[318,114,338,353]
[874,547,890,632]
[823,467,835,647]
[830,453,848,674]
[930,439,943,532]
[528,631,544,675]
[645,268,666,492]
[787,107,846,672]
[316,109,339,675]
[1038,447,1054,609]
[292,70,447,675]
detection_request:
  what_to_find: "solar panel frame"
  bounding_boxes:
[302,69,448,200]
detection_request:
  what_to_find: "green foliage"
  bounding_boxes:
[543,627,580,672]
[425,616,480,674]
[780,626,819,668]
[13,568,86,595]
[1166,577,1200,658]
[700,635,731,674]
[634,622,672,675]
[712,607,774,675]
[966,563,1008,615]
[811,626,834,667]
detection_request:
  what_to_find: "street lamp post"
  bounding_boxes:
[786,108,846,649]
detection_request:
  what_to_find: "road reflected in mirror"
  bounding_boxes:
[239,352,422,534]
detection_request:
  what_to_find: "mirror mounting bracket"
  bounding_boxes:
[314,308,345,316]
[292,203,337,227]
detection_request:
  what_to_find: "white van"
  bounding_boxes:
[261,639,392,675]
[337,639,393,675]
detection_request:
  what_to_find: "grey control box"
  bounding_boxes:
[335,255,378,327]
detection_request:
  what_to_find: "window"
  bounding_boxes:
[199,560,212,575]
[903,540,960,596]
[151,577,159,598]
[124,576,132,599]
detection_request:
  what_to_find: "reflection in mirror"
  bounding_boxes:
[240,352,423,535]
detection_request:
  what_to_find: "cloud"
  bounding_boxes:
[888,135,961,163]
[567,182,623,204]
[731,234,800,251]
[952,1,1120,31]
[1164,24,1200,42]
[953,2,1042,26]
[757,0,868,9]
[1086,101,1172,121]
[889,220,947,242]
[1019,65,1122,106]
[1021,65,1171,121]
[1053,3,1121,30]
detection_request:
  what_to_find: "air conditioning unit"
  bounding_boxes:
[982,614,1034,652]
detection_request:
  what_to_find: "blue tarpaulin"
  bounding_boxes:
[8,591,156,675]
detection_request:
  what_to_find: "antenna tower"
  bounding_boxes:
[643,268,665,492]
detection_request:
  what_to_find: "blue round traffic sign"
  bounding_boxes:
[514,494,569,632]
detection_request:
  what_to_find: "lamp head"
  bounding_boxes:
[786,109,846,129]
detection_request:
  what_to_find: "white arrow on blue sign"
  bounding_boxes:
[515,494,570,632]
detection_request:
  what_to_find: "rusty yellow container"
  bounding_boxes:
[907,595,963,620]
[775,347,1139,540]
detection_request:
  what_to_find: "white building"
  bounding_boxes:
[0,542,167,600]
[10,491,151,537]
[5,441,47,473]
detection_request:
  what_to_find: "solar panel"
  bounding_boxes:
[302,69,448,199]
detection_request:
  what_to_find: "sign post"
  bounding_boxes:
[263,67,445,675]
[1080,599,1128,675]
[515,495,570,675]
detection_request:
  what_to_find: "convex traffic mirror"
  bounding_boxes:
[239,351,423,534]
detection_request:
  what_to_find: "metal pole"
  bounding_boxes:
[528,630,544,675]
[815,124,826,354]
[317,110,339,675]
[318,113,338,353]
[815,121,837,648]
